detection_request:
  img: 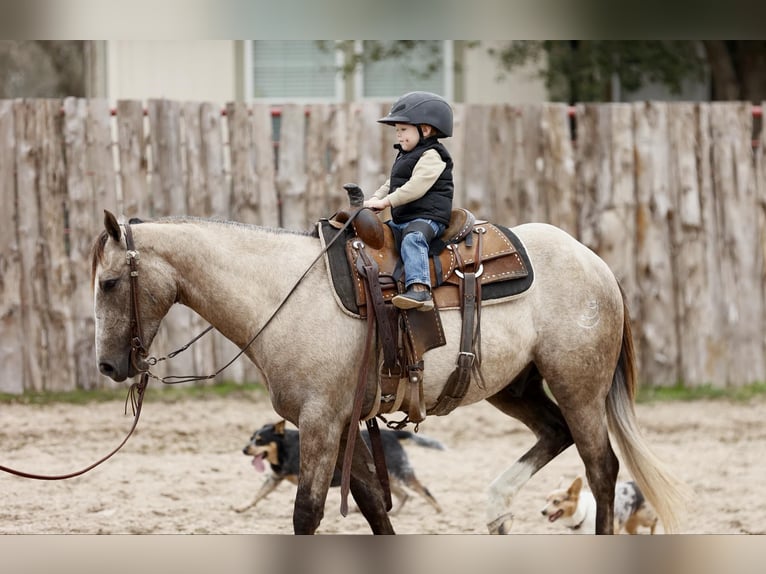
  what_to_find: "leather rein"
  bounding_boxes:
[0,214,359,481]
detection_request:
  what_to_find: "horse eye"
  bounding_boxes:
[100,278,119,292]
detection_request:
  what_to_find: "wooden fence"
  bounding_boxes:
[0,98,764,394]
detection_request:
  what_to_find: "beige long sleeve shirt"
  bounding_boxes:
[372,149,447,221]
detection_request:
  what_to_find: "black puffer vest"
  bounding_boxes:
[389,137,453,226]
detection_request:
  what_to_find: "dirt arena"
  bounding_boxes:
[1,388,764,535]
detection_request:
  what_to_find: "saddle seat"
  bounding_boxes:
[344,210,529,315]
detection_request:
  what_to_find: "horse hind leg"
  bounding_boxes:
[548,380,620,534]
[484,368,574,534]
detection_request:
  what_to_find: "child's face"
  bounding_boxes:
[394,123,421,151]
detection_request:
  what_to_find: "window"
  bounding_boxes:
[247,41,342,101]
[357,41,453,101]
[245,41,454,102]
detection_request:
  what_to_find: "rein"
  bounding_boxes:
[0,212,360,480]
[140,214,360,385]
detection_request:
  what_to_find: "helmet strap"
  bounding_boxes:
[416,124,425,143]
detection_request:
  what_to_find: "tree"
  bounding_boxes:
[326,41,766,104]
[489,40,766,104]
[0,41,88,98]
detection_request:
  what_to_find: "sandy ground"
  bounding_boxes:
[1,387,764,535]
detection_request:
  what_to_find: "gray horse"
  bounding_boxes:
[92,211,687,534]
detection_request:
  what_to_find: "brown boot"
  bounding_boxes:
[392,283,434,311]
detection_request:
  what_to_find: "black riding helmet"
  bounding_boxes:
[378,91,453,137]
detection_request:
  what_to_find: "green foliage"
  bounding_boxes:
[4,380,764,406]
[0,381,269,406]
[317,40,448,80]
[490,40,708,102]
[636,381,766,403]
[318,40,710,103]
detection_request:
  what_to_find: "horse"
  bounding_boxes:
[91,210,687,534]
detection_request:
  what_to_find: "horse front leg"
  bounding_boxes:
[340,427,396,534]
[292,421,342,534]
[485,375,574,534]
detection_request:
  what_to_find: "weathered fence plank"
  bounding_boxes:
[199,102,228,218]
[148,99,185,215]
[277,104,308,230]
[710,103,763,386]
[251,103,279,226]
[305,104,330,224]
[761,101,766,376]
[576,104,638,303]
[116,100,148,219]
[182,102,208,217]
[487,104,515,225]
[85,100,118,216]
[0,100,23,394]
[462,104,492,220]
[14,101,46,391]
[357,102,387,201]
[540,103,577,235]
[38,100,75,392]
[449,103,465,210]
[669,103,719,387]
[634,102,677,386]
[227,102,259,225]
[63,97,103,390]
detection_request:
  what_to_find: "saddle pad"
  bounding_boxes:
[318,219,534,316]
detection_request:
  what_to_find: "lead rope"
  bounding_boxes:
[0,373,148,480]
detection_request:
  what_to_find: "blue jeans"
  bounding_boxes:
[387,219,445,289]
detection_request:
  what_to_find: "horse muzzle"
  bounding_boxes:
[98,351,146,382]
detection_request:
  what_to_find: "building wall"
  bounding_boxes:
[461,41,549,104]
[106,41,236,104]
[105,40,550,105]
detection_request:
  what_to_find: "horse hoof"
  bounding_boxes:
[487,512,514,534]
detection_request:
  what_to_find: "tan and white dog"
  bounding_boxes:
[541,476,659,534]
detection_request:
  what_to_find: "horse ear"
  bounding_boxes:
[104,210,121,242]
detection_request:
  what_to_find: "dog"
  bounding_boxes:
[235,420,444,515]
[540,475,659,534]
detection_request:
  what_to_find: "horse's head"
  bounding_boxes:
[92,210,176,382]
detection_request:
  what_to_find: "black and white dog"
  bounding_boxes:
[235,420,444,515]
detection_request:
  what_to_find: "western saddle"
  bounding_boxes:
[327,184,530,425]
[326,184,531,516]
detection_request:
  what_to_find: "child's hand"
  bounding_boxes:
[363,197,390,211]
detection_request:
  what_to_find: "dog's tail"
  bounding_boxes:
[390,430,445,450]
[606,288,691,534]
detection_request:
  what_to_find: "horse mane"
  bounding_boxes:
[90,216,319,289]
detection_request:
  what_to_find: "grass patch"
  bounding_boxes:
[2,380,766,406]
[0,380,269,406]
[636,381,766,403]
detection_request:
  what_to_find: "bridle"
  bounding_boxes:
[0,212,360,480]
[0,222,151,480]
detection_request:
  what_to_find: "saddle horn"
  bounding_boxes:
[332,183,385,249]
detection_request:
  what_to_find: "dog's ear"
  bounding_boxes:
[569,476,583,495]
[274,420,286,435]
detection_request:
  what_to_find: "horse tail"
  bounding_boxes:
[606,286,690,534]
